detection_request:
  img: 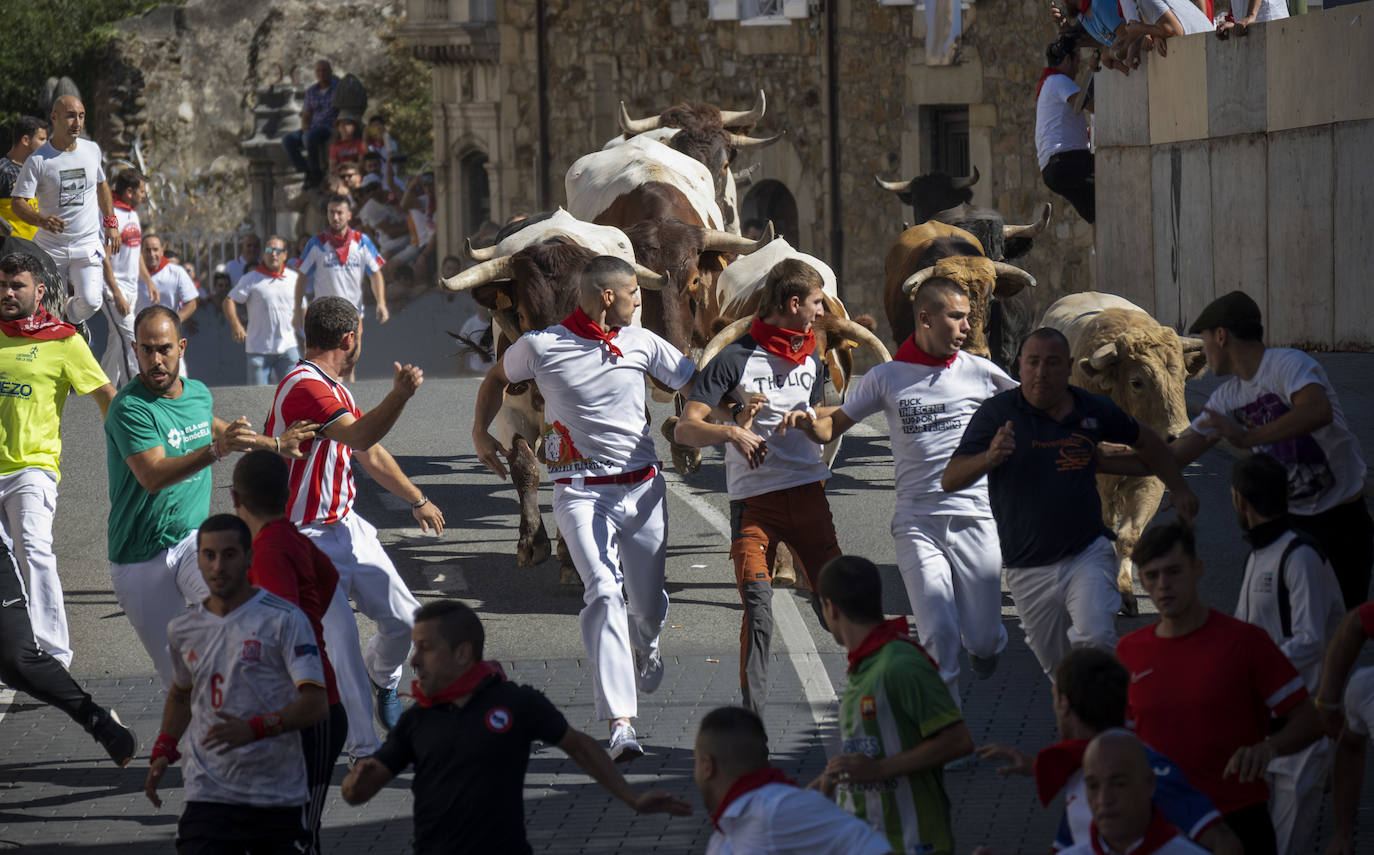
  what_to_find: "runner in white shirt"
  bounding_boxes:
[225,235,302,385]
[144,514,327,854]
[138,235,199,378]
[222,233,261,287]
[473,255,697,762]
[104,168,151,386]
[1036,36,1095,224]
[295,194,388,325]
[803,278,1016,704]
[9,96,119,325]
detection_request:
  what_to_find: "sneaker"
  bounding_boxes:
[634,648,665,695]
[374,683,402,732]
[88,707,137,768]
[968,652,999,681]
[608,721,643,763]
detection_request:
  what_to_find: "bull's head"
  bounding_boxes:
[877,170,1052,263]
[876,167,980,223]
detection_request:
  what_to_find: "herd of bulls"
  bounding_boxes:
[440,91,1205,612]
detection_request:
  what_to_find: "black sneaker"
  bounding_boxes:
[88,707,137,767]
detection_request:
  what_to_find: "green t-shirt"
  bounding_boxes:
[105,377,214,563]
[0,331,108,480]
[837,639,963,855]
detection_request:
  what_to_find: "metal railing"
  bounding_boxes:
[157,230,241,280]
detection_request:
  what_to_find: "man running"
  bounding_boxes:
[473,255,697,760]
[144,514,328,854]
[106,167,153,386]
[0,116,47,240]
[9,96,118,325]
[225,235,302,385]
[265,296,443,759]
[0,251,114,667]
[295,195,388,327]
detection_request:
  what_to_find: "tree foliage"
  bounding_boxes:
[373,24,434,167]
[0,0,174,131]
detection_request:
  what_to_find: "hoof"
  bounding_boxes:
[559,565,583,586]
[517,533,552,567]
[1118,591,1139,617]
[771,566,797,588]
[671,444,701,476]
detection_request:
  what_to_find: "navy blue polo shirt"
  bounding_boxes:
[953,386,1140,568]
[375,676,570,855]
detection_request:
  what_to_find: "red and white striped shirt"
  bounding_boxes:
[265,361,361,525]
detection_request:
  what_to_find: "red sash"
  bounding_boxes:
[709,766,797,831]
[1089,808,1181,855]
[1033,738,1090,806]
[252,263,286,280]
[846,617,939,673]
[0,306,77,341]
[749,317,815,365]
[562,307,624,358]
[408,661,506,708]
[894,335,957,368]
[320,229,361,266]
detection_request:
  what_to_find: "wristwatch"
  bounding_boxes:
[729,402,746,419]
[411,495,429,509]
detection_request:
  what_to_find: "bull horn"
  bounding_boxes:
[1089,342,1119,371]
[1179,335,1204,351]
[992,261,1037,290]
[464,238,496,262]
[1003,202,1053,240]
[618,101,661,136]
[875,175,915,193]
[697,317,753,369]
[733,163,760,185]
[440,255,514,292]
[900,266,936,297]
[949,166,980,190]
[826,317,893,364]
[632,262,666,290]
[726,131,784,149]
[719,89,766,127]
[702,220,774,254]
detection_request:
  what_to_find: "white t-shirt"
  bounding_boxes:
[110,204,142,302]
[358,197,406,231]
[297,232,384,313]
[168,588,325,807]
[689,332,831,501]
[1138,0,1215,33]
[707,782,893,855]
[502,324,696,479]
[138,261,198,313]
[1192,348,1367,515]
[1035,74,1091,170]
[228,267,300,356]
[223,256,255,287]
[12,138,106,252]
[1343,666,1374,738]
[1230,0,1288,22]
[408,204,435,248]
[841,352,1017,518]
[1059,834,1208,855]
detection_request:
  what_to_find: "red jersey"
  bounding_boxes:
[1116,609,1307,815]
[247,519,341,706]
[265,361,361,526]
[1359,601,1374,638]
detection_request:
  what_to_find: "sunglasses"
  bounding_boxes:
[264,247,287,254]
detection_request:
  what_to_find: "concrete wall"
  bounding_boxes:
[1094,2,1374,349]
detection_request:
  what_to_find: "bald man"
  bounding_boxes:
[10,96,119,326]
[1058,730,1209,855]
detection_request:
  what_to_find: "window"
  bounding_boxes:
[921,106,969,177]
[709,0,811,23]
[741,180,800,249]
[460,151,491,239]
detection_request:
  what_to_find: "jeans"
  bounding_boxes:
[247,348,300,386]
[282,126,332,175]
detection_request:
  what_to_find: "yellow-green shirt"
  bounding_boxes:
[0,331,108,480]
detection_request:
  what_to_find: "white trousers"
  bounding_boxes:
[1004,536,1119,679]
[42,239,106,324]
[892,513,1008,705]
[0,468,67,666]
[304,512,419,758]
[1267,737,1331,855]
[553,474,670,722]
[100,292,138,387]
[109,530,207,688]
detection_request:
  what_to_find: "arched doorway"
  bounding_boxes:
[459,150,491,239]
[741,179,799,247]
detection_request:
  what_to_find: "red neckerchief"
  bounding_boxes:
[1037,67,1070,100]
[253,263,286,280]
[319,228,360,266]
[562,307,624,359]
[408,661,506,708]
[750,317,815,365]
[150,258,171,275]
[1033,738,1090,806]
[894,335,957,368]
[112,200,135,212]
[710,767,797,831]
[0,306,77,341]
[1089,808,1180,855]
[846,617,939,673]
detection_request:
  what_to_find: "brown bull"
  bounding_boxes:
[883,220,1036,356]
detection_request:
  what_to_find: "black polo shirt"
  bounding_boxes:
[374,676,570,855]
[953,385,1140,568]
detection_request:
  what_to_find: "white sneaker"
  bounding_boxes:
[608,721,643,763]
[634,648,665,695]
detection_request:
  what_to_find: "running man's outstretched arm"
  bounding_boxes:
[472,360,512,479]
[558,728,693,816]
[322,361,423,451]
[341,756,396,805]
[355,443,445,534]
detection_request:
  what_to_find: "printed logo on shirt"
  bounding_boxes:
[241,639,262,663]
[1032,432,1094,472]
[1079,417,1100,430]
[1234,394,1334,502]
[58,168,86,207]
[294,644,320,657]
[0,375,33,398]
[1130,668,1154,683]
[860,696,877,720]
[540,420,587,467]
[15,345,38,363]
[898,397,962,434]
[750,371,814,395]
[120,221,141,248]
[166,419,211,451]
[485,707,513,733]
[842,736,880,756]
[1253,570,1275,594]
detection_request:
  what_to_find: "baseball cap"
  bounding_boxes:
[360,173,382,188]
[1188,290,1262,334]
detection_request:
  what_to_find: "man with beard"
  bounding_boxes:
[104,306,316,686]
[0,252,113,667]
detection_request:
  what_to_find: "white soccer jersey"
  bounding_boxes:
[842,352,1017,517]
[110,202,142,299]
[228,267,300,356]
[297,231,383,313]
[502,324,696,478]
[11,138,106,252]
[168,588,325,807]
[139,260,198,313]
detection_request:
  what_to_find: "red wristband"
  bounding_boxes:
[102,214,118,229]
[151,733,181,764]
[248,713,284,741]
